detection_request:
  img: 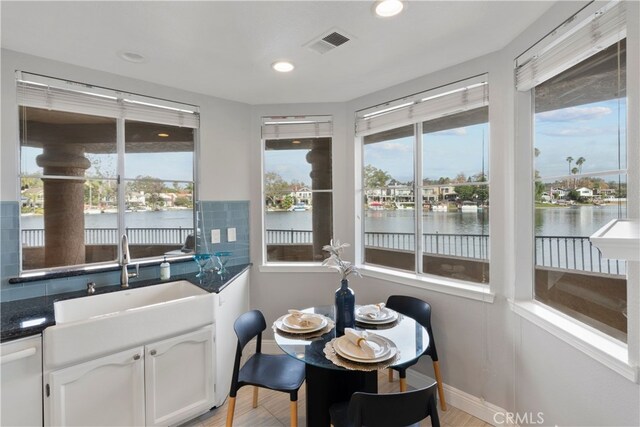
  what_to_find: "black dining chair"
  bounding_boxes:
[386,295,447,411]
[225,310,306,427]
[329,382,440,427]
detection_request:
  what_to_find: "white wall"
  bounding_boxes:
[0,49,252,202]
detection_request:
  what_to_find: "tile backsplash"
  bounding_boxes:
[0,200,250,302]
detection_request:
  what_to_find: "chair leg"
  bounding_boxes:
[399,377,407,392]
[252,386,259,408]
[290,401,298,427]
[433,360,447,411]
[388,368,394,382]
[225,396,236,427]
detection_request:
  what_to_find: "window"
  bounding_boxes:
[358,78,489,284]
[262,116,333,263]
[516,2,628,341]
[18,73,198,271]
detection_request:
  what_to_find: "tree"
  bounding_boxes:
[455,185,475,201]
[264,172,290,207]
[576,157,586,174]
[453,173,467,184]
[566,156,574,174]
[129,176,165,210]
[363,165,391,189]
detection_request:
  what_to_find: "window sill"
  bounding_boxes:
[511,300,638,382]
[359,265,495,303]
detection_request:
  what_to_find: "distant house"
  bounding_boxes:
[576,187,593,198]
[291,186,312,205]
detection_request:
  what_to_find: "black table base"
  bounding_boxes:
[305,364,378,427]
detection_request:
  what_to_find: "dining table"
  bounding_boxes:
[273,305,430,427]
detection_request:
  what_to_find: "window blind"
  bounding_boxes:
[262,116,333,139]
[16,73,200,129]
[355,78,488,137]
[515,1,626,92]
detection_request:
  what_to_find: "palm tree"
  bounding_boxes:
[566,156,574,174]
[576,157,586,174]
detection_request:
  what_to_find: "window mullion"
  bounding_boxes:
[116,117,125,263]
[415,123,423,275]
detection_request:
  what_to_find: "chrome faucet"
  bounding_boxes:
[120,234,138,288]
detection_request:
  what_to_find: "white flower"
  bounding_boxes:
[322,239,361,280]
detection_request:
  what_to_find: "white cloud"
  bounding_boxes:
[431,128,467,136]
[380,141,412,152]
[537,106,612,122]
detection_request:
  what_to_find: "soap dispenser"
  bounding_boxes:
[160,257,170,280]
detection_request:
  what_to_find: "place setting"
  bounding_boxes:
[324,328,400,371]
[354,302,400,328]
[273,309,334,339]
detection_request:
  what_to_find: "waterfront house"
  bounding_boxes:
[1,2,638,427]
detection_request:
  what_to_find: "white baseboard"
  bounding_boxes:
[255,340,509,426]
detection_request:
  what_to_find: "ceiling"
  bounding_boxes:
[1,1,556,105]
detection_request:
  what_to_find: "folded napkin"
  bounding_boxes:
[286,309,323,328]
[358,303,386,319]
[344,328,376,358]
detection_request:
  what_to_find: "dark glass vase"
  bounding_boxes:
[335,278,355,336]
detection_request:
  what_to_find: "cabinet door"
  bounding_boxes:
[213,270,249,406]
[1,335,43,427]
[47,346,145,427]
[144,326,214,426]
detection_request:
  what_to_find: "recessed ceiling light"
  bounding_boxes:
[374,0,404,18]
[158,133,170,138]
[292,140,301,144]
[272,61,295,73]
[118,51,146,63]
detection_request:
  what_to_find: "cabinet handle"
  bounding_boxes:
[1,347,36,365]
[133,354,141,360]
[150,350,157,356]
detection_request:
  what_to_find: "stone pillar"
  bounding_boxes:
[306,141,332,261]
[36,144,91,267]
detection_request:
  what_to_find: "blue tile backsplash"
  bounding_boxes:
[0,200,250,302]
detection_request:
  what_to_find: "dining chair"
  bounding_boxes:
[225,310,306,427]
[386,295,447,411]
[329,382,440,427]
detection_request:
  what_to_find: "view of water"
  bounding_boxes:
[265,204,624,237]
[20,204,624,238]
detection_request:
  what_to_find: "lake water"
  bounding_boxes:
[20,204,624,237]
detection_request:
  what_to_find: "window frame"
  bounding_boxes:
[16,74,199,275]
[259,115,334,267]
[512,0,639,381]
[355,77,494,302]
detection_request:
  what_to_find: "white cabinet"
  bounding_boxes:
[45,326,214,427]
[46,346,145,427]
[1,335,43,427]
[144,326,215,426]
[212,269,250,406]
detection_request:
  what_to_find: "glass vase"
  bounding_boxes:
[335,278,355,336]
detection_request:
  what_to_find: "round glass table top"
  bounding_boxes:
[273,305,430,371]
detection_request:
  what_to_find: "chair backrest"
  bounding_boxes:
[386,295,438,361]
[229,310,267,396]
[347,382,440,427]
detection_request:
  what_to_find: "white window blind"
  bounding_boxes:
[16,73,200,129]
[355,78,488,137]
[515,1,626,92]
[262,116,333,139]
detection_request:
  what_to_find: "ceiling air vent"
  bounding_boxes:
[306,29,352,54]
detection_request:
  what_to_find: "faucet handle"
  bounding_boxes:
[87,282,96,295]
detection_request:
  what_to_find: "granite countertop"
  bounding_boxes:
[0,263,251,343]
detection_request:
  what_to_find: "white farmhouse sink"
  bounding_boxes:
[54,280,209,323]
[44,280,214,369]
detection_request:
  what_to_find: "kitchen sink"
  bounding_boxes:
[44,280,214,369]
[54,280,209,324]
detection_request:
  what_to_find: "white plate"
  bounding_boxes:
[275,315,328,334]
[355,306,398,324]
[282,313,325,330]
[333,334,397,363]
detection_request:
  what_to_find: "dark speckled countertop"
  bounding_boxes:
[1,264,250,343]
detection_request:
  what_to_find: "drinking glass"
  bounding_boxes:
[193,253,212,278]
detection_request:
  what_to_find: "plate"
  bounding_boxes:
[282,313,325,330]
[275,315,328,334]
[333,334,397,363]
[355,306,398,324]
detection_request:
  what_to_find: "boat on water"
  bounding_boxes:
[460,201,478,212]
[289,203,308,212]
[432,204,448,212]
[368,201,384,210]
